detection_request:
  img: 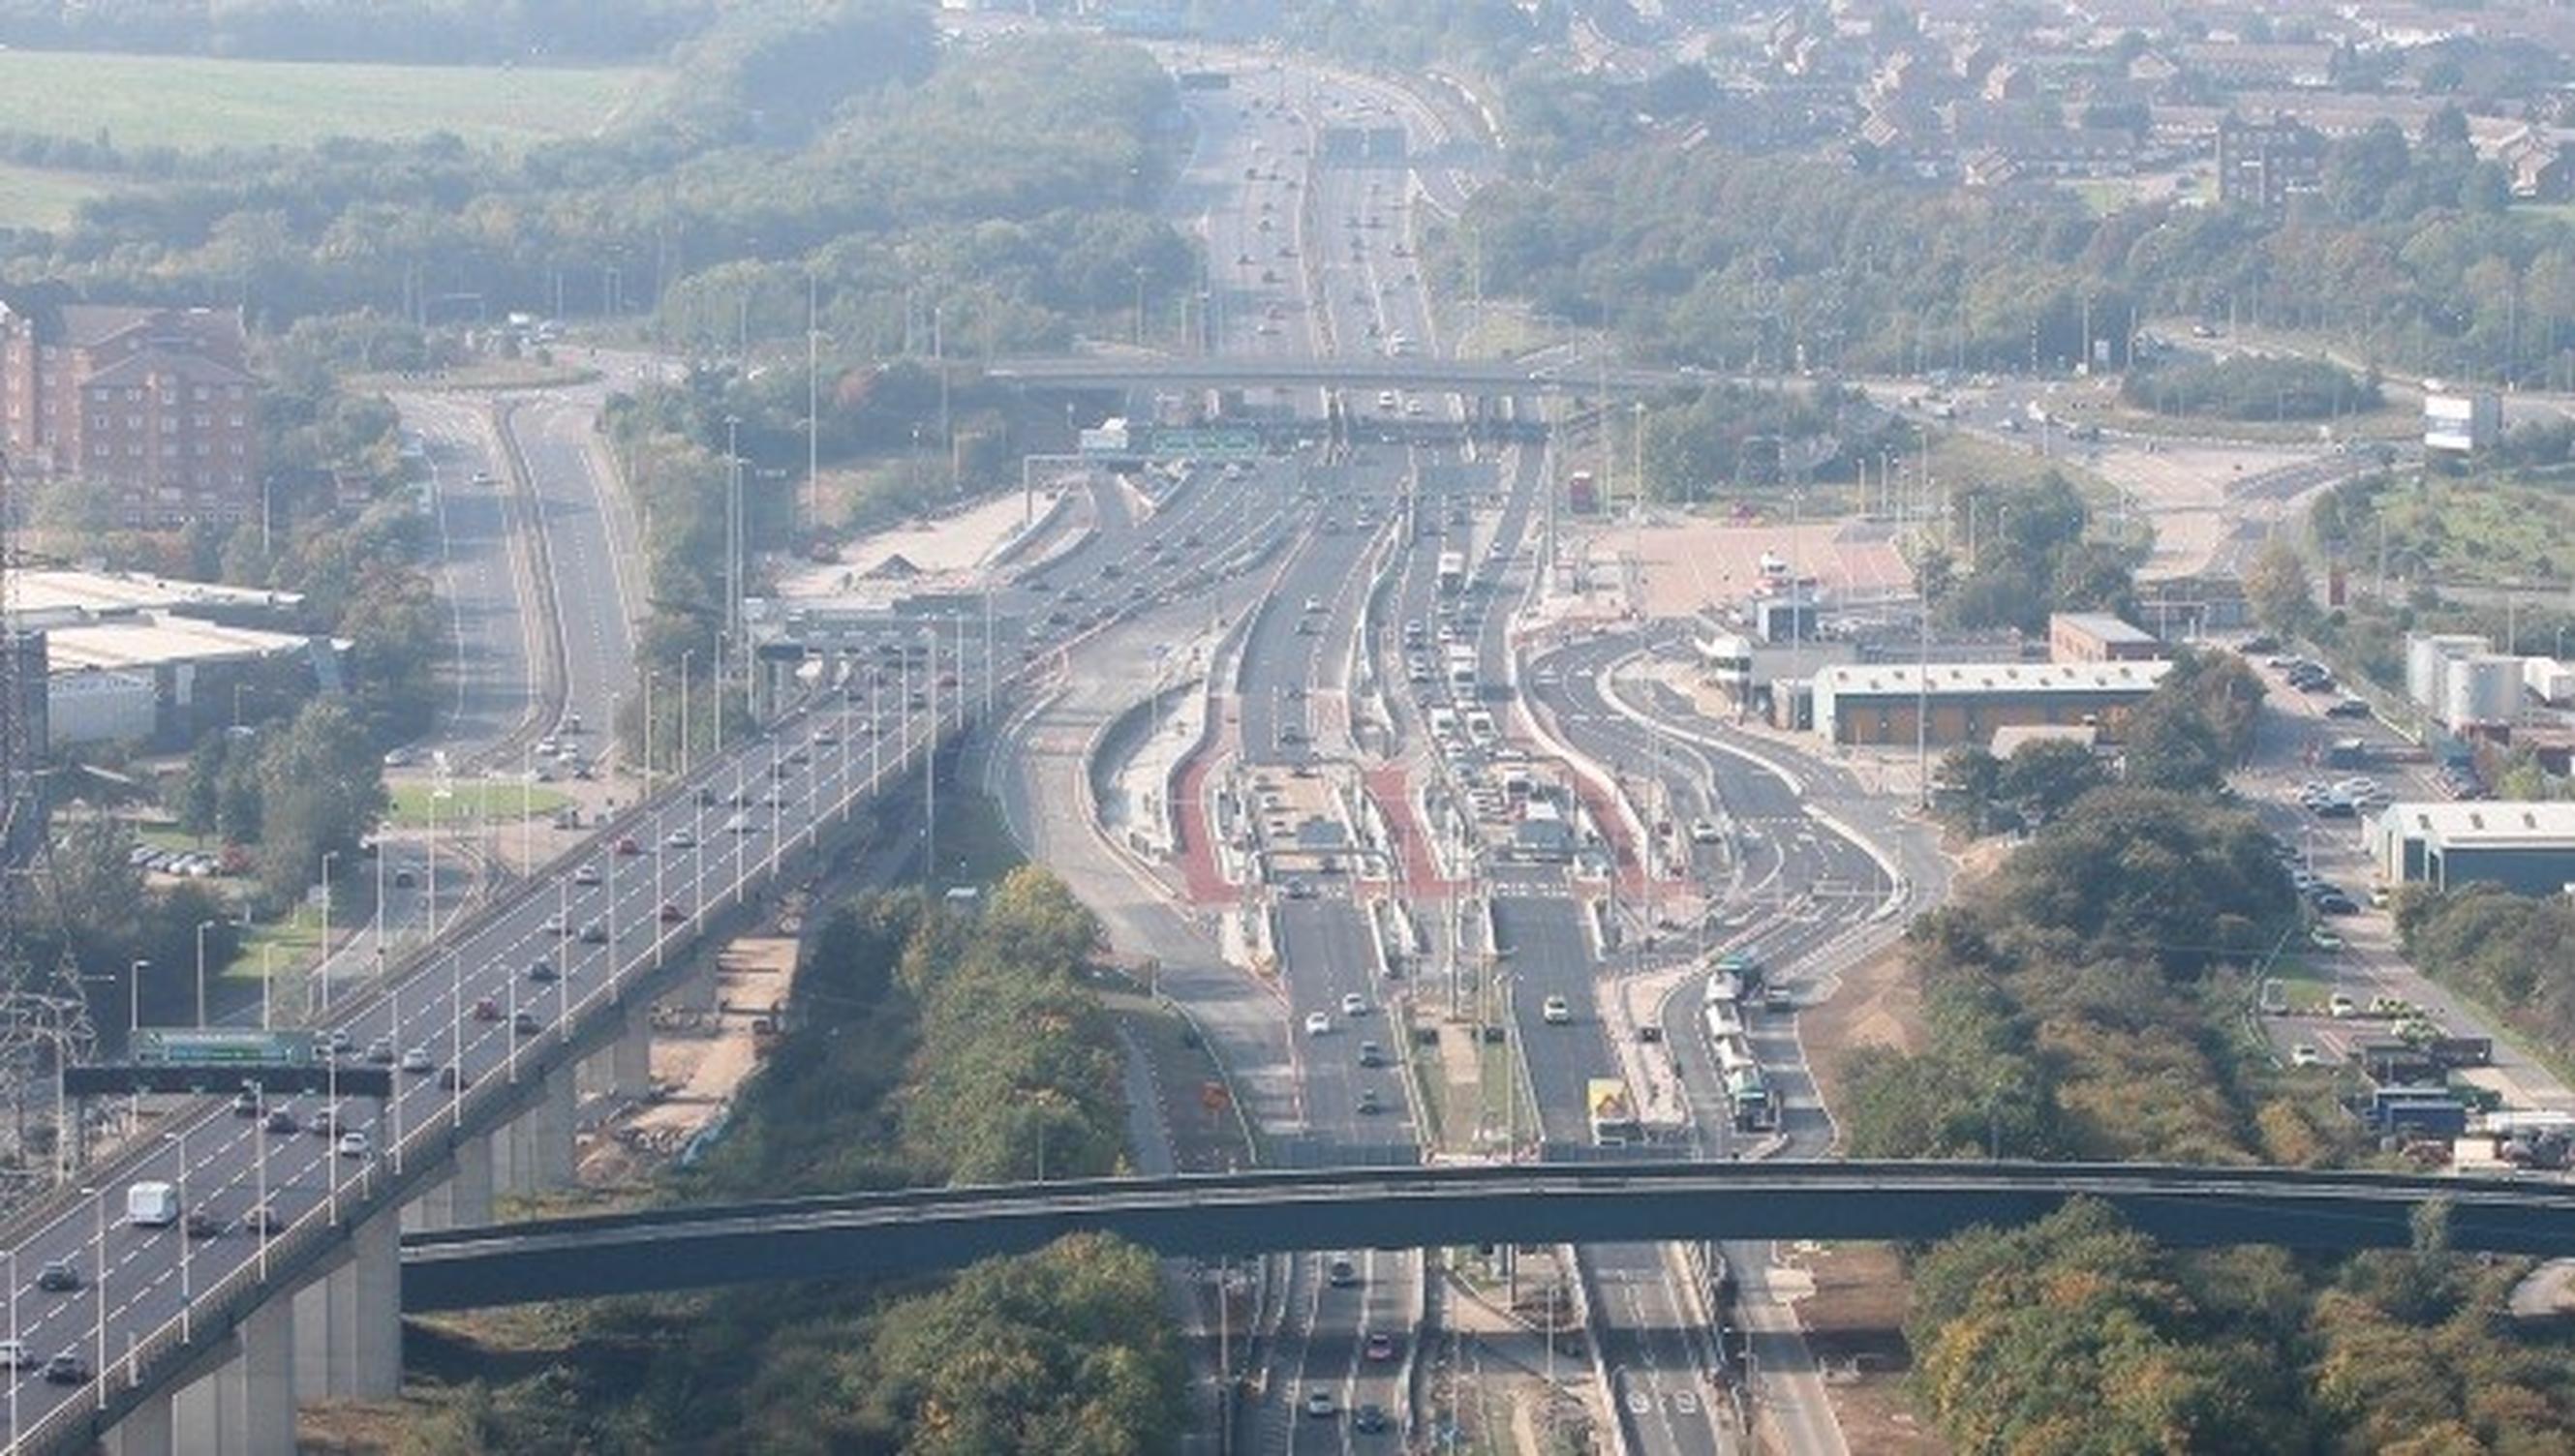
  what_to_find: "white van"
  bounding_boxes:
[126,1181,180,1228]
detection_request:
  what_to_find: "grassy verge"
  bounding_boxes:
[924,788,1026,889]
[1924,428,2119,504]
[385,780,572,829]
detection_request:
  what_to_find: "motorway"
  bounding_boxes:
[392,396,540,764]
[1530,629,1916,1456]
[1106,52,1775,1454]
[1186,58,1441,1451]
[2,664,959,1447]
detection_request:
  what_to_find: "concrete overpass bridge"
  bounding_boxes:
[982,353,1689,397]
[399,1161,2575,1311]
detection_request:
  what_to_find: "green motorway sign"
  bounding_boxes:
[133,1029,319,1067]
[1146,428,1262,460]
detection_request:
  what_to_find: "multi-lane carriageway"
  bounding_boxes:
[0,675,961,1455]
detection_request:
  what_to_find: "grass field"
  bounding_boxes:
[0,159,120,228]
[0,50,657,154]
[2369,473,2575,586]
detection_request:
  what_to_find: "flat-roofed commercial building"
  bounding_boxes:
[1810,659,2171,748]
[2048,611,2163,664]
[2369,801,2575,896]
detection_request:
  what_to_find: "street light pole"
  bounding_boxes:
[725,412,744,697]
[127,959,147,1045]
[171,1127,190,1343]
[194,920,215,1029]
[87,1184,104,1386]
[319,849,338,997]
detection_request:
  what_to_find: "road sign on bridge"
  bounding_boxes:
[132,1029,318,1067]
[1146,427,1263,460]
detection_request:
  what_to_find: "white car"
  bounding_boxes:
[399,1046,434,1074]
[573,863,601,887]
[0,1339,29,1370]
[1340,992,1365,1017]
[1688,819,1722,844]
[1541,995,1573,1024]
[665,829,695,850]
[1303,1011,1332,1037]
[2290,1045,2324,1069]
[335,1131,371,1160]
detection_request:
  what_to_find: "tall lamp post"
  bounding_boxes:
[126,959,148,1045]
[318,850,338,1013]
[194,921,216,1029]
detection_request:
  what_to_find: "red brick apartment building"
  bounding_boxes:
[0,295,261,529]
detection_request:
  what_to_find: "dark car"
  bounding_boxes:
[2325,697,2372,718]
[1354,1404,1388,1434]
[437,1066,469,1091]
[528,959,560,984]
[36,1259,79,1292]
[263,1107,299,1136]
[2315,891,2360,916]
[184,1209,228,1241]
[43,1351,90,1384]
[230,1088,260,1117]
[513,1010,543,1036]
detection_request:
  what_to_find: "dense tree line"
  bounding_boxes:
[0,12,1185,361]
[1909,1195,2575,1453]
[1851,713,2575,1447]
[1913,471,2142,636]
[1637,379,1916,501]
[419,864,1176,1453]
[171,698,386,913]
[2122,354,2380,421]
[2396,887,2575,1063]
[1845,787,2309,1166]
[1442,105,2575,391]
[35,818,237,1040]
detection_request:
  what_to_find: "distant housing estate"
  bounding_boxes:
[0,293,261,530]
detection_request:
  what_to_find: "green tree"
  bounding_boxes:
[339,564,443,739]
[253,700,386,908]
[2247,539,2317,637]
[176,733,231,839]
[1936,743,2001,832]
[2124,687,2227,793]
[1998,738,2107,823]
[1910,1200,2302,1453]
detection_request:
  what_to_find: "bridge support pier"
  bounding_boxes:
[493,1063,576,1196]
[168,1287,293,1455]
[291,1208,400,1401]
[101,1386,173,1456]
[400,1130,493,1232]
[611,1008,652,1100]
